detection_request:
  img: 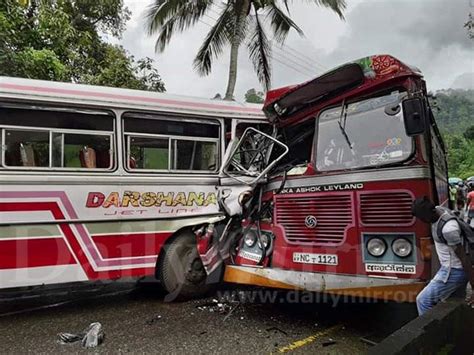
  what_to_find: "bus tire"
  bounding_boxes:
[159,232,211,301]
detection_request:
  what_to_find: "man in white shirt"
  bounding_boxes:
[412,197,474,315]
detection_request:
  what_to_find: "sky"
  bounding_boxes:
[112,0,474,100]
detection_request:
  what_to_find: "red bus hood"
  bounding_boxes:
[263,55,420,123]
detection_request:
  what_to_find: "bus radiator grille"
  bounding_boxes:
[274,193,352,245]
[359,191,415,226]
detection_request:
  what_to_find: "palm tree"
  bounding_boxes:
[145,1,345,100]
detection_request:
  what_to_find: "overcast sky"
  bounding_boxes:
[111,0,474,100]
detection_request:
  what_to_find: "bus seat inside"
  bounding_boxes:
[129,156,137,169]
[20,143,36,167]
[95,150,110,169]
[79,146,96,168]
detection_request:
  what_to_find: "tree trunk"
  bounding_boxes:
[224,0,249,101]
[224,40,239,101]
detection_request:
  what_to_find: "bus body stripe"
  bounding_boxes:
[0,83,262,114]
[92,232,171,259]
[0,193,159,267]
[0,238,76,269]
[0,200,159,278]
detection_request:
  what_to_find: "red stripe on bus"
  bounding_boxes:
[0,202,158,280]
[0,83,262,113]
[0,238,76,269]
[0,202,99,276]
[92,233,171,259]
[0,202,61,214]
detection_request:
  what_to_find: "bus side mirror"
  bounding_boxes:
[402,98,426,136]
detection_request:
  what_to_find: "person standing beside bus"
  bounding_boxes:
[456,182,467,214]
[455,181,467,219]
[412,197,474,315]
[449,183,457,207]
[467,182,474,226]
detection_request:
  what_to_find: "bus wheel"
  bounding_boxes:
[159,232,211,300]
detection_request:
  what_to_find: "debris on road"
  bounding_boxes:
[360,336,378,346]
[57,332,83,344]
[57,322,105,348]
[223,303,240,322]
[145,315,162,325]
[322,338,337,347]
[266,326,288,336]
[194,294,244,320]
[195,299,233,314]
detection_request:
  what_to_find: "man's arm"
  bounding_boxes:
[454,245,474,304]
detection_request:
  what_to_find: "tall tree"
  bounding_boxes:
[465,13,473,39]
[0,0,165,91]
[145,0,345,100]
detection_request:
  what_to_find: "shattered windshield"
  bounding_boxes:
[316,92,413,171]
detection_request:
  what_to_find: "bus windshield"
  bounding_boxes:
[316,92,413,171]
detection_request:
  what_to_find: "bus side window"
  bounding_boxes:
[0,105,115,171]
[122,113,220,173]
[4,129,49,167]
[51,132,111,169]
[127,136,169,170]
[172,140,217,171]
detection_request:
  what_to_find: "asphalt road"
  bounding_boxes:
[0,282,418,354]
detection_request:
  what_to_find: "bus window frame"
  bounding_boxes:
[231,119,271,140]
[122,112,222,175]
[0,104,117,172]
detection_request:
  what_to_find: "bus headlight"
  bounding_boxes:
[367,238,387,257]
[243,231,257,248]
[260,233,270,249]
[392,238,412,258]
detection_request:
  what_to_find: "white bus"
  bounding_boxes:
[0,77,268,298]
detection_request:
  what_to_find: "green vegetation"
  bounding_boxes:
[244,88,264,104]
[431,89,474,179]
[0,0,165,91]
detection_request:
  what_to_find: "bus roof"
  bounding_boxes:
[263,54,422,124]
[0,76,265,120]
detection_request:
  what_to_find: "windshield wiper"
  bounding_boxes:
[338,102,353,150]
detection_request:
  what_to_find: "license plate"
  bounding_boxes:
[293,253,338,265]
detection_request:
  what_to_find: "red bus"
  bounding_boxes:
[220,54,449,302]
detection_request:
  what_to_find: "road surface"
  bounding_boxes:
[0,282,418,354]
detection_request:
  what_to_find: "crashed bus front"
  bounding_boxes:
[217,55,448,302]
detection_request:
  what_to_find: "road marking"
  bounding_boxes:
[276,324,343,353]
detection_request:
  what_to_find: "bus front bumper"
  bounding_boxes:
[223,265,426,302]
